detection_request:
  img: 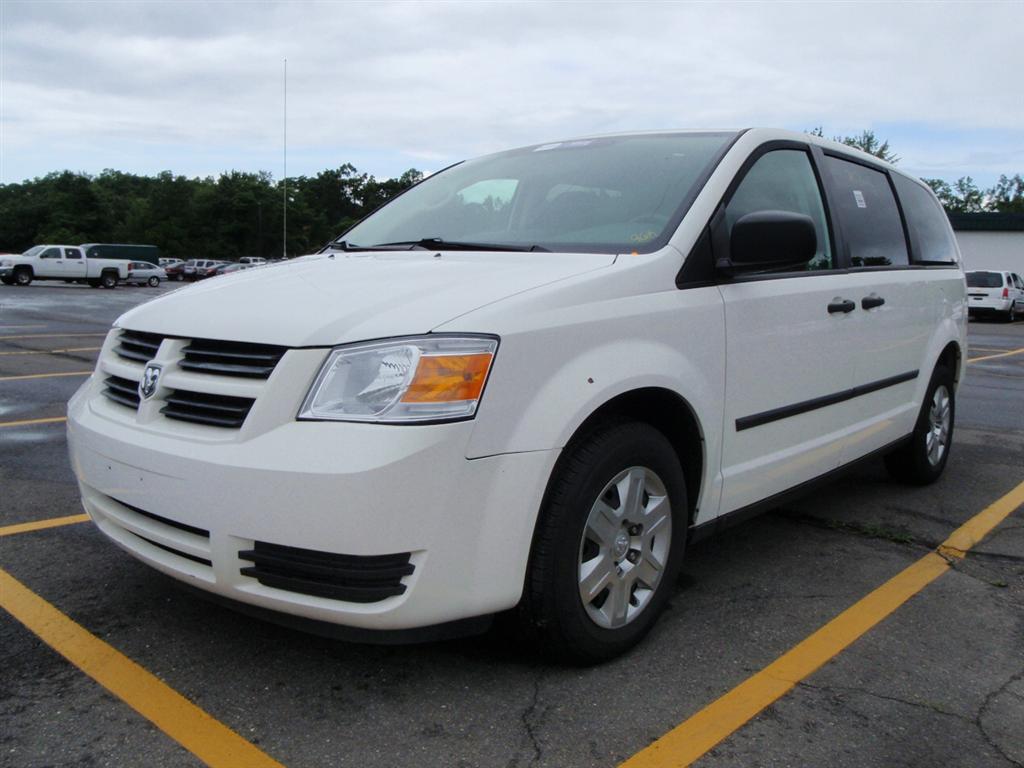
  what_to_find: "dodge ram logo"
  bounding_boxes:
[140,363,162,400]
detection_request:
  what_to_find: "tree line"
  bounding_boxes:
[1,132,1019,258]
[0,165,423,259]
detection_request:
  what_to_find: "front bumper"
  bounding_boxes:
[67,375,556,631]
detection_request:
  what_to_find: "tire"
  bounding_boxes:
[0,276,14,286]
[147,276,160,287]
[100,272,117,289]
[885,365,955,485]
[519,419,688,663]
[14,267,32,286]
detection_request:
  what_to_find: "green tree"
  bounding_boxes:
[806,127,899,163]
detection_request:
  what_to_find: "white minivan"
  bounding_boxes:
[67,129,967,661]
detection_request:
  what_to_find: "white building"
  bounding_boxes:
[950,213,1024,272]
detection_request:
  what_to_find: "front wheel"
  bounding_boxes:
[14,268,32,286]
[885,365,955,485]
[520,420,687,663]
[147,276,160,287]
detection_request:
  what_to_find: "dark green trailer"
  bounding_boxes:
[80,243,161,264]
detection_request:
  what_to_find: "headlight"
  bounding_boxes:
[299,335,498,423]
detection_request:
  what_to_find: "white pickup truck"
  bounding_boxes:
[0,245,130,288]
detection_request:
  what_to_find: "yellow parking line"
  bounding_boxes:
[0,346,101,357]
[968,346,1024,364]
[0,371,91,382]
[0,569,285,768]
[621,479,1024,768]
[0,514,90,537]
[0,333,106,340]
[0,416,67,428]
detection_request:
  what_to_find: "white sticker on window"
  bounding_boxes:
[853,190,867,208]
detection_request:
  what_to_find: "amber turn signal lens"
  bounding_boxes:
[401,353,493,403]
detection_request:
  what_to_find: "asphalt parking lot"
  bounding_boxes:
[2,282,1022,768]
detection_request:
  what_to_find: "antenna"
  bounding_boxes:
[283,58,287,260]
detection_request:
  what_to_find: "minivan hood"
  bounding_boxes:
[116,251,615,346]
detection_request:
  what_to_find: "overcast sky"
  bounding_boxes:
[1,1,1021,187]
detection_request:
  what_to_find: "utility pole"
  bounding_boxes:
[283,58,287,260]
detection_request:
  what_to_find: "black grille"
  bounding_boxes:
[238,542,414,603]
[116,329,163,363]
[180,339,286,379]
[103,375,140,409]
[160,389,255,428]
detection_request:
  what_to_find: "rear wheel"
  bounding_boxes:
[14,267,32,286]
[147,276,160,287]
[885,365,955,485]
[520,420,687,663]
[100,272,117,289]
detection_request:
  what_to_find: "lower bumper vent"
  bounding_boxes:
[238,542,414,603]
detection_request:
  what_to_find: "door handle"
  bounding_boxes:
[828,298,856,314]
[861,294,885,310]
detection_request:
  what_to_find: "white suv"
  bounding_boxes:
[67,129,966,661]
[966,270,1023,321]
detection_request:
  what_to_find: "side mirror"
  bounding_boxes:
[717,210,817,275]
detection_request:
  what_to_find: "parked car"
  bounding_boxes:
[0,245,129,288]
[183,259,225,280]
[966,270,1023,321]
[211,263,257,276]
[196,261,229,279]
[67,129,966,662]
[163,262,185,281]
[123,261,168,287]
[239,257,267,265]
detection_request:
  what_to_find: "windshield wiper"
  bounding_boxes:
[374,238,550,253]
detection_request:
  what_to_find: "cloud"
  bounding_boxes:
[2,1,1021,184]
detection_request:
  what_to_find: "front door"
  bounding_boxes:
[717,147,859,514]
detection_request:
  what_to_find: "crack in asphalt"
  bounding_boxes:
[798,673,1024,767]
[977,670,1024,768]
[510,670,544,768]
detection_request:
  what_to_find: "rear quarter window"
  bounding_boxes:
[824,156,909,267]
[892,175,959,264]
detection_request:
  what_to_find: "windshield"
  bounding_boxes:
[967,271,1004,288]
[22,245,45,257]
[339,133,735,254]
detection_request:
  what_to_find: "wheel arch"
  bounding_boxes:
[546,387,705,527]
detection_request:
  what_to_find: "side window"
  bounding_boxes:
[64,248,82,259]
[824,156,909,267]
[40,247,62,259]
[892,175,958,264]
[725,149,833,270]
[1014,274,1023,290]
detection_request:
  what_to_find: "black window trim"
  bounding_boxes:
[819,148,914,270]
[677,139,841,287]
[676,141,962,290]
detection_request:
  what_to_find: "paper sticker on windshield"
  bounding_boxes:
[853,190,867,208]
